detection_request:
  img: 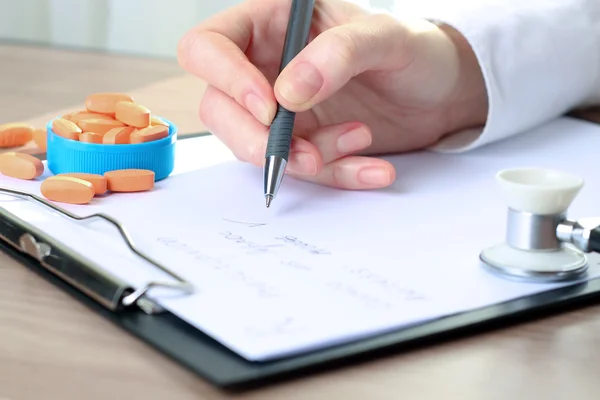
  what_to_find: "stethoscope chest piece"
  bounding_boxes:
[480,167,600,283]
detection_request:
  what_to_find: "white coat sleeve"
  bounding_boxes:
[386,0,600,152]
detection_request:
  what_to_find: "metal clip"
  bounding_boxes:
[0,186,194,315]
[19,233,51,261]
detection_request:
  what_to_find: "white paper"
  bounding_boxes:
[2,117,600,362]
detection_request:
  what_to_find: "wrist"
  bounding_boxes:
[437,22,489,136]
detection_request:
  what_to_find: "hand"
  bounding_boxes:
[177,0,488,189]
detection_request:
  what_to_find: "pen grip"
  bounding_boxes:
[266,105,296,160]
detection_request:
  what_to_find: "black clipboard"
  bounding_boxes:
[2,150,600,392]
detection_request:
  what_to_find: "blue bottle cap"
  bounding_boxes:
[46,117,177,181]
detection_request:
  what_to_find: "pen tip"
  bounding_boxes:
[265,195,273,208]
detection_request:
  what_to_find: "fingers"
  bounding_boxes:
[305,121,372,164]
[289,156,396,190]
[177,1,279,126]
[178,2,415,126]
[181,31,276,126]
[274,13,415,110]
[200,85,322,175]
[286,121,394,190]
[201,84,393,190]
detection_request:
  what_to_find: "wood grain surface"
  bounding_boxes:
[2,43,600,400]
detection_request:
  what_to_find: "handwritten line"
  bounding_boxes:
[220,231,284,254]
[156,237,280,297]
[342,265,428,301]
[222,218,267,228]
[275,235,331,255]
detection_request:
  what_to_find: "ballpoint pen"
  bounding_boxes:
[263,0,315,208]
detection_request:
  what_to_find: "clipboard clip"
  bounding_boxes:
[0,187,194,315]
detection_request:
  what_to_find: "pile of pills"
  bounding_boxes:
[54,93,169,145]
[0,92,167,205]
[40,170,156,205]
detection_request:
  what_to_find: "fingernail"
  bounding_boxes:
[245,93,271,125]
[278,62,324,104]
[357,167,392,186]
[287,151,318,175]
[336,127,372,154]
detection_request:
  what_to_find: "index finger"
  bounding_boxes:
[177,0,288,126]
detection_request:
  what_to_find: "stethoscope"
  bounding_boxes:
[480,167,600,282]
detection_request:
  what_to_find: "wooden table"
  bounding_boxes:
[2,43,600,400]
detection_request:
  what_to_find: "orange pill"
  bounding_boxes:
[0,123,34,148]
[41,176,95,205]
[85,93,134,116]
[79,132,104,143]
[67,111,115,124]
[0,152,44,180]
[57,173,107,195]
[32,128,47,151]
[150,116,168,127]
[78,118,125,135]
[62,111,77,121]
[130,125,169,144]
[104,169,155,192]
[114,101,151,128]
[52,118,81,140]
[103,126,136,144]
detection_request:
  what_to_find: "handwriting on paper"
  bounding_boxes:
[156,237,280,297]
[325,281,393,310]
[277,259,429,305]
[275,236,330,255]
[156,229,428,316]
[222,218,267,228]
[221,217,331,255]
[220,231,283,254]
[157,237,228,269]
[341,265,428,301]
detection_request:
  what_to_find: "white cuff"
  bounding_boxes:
[390,0,600,153]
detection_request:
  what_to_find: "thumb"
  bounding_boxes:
[273,13,418,110]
